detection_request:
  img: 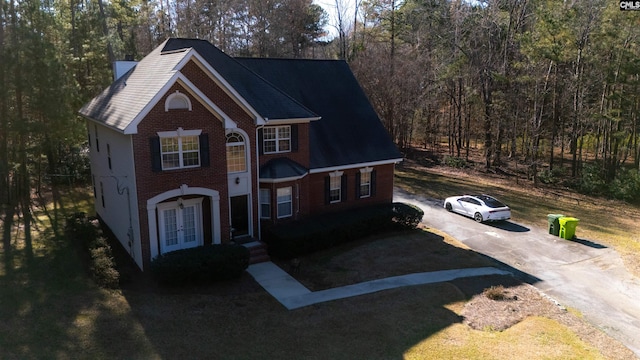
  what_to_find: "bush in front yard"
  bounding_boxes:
[150,245,250,286]
[392,202,424,230]
[265,202,424,259]
[65,213,120,289]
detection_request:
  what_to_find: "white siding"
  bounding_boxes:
[88,120,143,269]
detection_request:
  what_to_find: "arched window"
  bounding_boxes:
[165,91,192,111]
[226,132,246,173]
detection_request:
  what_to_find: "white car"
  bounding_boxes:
[444,194,511,223]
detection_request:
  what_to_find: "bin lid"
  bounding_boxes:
[558,217,580,224]
[547,214,565,219]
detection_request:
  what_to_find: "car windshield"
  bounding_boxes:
[476,195,506,208]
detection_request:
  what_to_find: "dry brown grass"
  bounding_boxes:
[2,175,639,359]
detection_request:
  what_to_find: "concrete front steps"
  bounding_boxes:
[243,241,271,264]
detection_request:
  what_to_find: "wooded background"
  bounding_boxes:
[1,0,639,246]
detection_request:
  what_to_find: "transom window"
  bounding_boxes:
[158,129,202,170]
[263,126,291,154]
[277,187,292,218]
[226,133,246,173]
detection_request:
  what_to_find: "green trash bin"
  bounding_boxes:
[559,217,579,240]
[547,214,564,236]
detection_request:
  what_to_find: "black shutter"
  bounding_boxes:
[199,133,210,167]
[324,176,330,205]
[150,137,161,172]
[291,124,298,152]
[341,174,347,202]
[355,172,361,199]
[371,170,377,196]
[258,128,264,155]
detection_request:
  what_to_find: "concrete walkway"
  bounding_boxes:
[247,261,511,310]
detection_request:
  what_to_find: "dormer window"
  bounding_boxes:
[165,91,192,111]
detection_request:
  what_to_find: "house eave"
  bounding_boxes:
[259,174,308,184]
[265,117,322,125]
[309,158,403,174]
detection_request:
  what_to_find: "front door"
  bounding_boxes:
[230,195,249,238]
[157,198,203,254]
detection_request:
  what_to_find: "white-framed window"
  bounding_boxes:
[263,126,291,154]
[226,133,246,173]
[165,91,192,111]
[276,187,292,218]
[260,189,271,219]
[359,167,372,198]
[158,128,202,170]
[329,171,343,203]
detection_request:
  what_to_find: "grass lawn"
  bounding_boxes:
[0,174,637,359]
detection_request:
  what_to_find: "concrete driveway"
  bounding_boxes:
[394,187,640,357]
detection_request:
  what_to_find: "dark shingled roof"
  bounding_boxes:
[236,58,402,169]
[80,38,401,170]
[163,39,318,121]
[259,158,308,180]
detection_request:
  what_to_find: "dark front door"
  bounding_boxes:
[230,195,249,238]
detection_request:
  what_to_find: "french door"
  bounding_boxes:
[157,198,203,254]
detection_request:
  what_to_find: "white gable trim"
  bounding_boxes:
[309,158,404,174]
[175,75,237,129]
[178,49,266,125]
[123,72,236,134]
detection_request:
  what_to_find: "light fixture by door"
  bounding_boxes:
[235,177,240,185]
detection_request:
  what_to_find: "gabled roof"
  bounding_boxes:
[162,39,319,123]
[236,58,403,170]
[79,38,319,133]
[79,41,188,132]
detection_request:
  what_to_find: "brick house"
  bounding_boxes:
[79,38,402,270]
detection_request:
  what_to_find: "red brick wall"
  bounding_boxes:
[258,123,310,169]
[133,82,233,268]
[308,163,396,215]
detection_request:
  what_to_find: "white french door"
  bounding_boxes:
[157,198,203,254]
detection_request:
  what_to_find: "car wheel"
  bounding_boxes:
[474,212,483,223]
[445,202,452,212]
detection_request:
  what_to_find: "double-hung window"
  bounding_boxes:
[260,189,271,219]
[329,174,342,203]
[263,126,291,154]
[158,129,202,170]
[359,168,372,198]
[277,187,292,218]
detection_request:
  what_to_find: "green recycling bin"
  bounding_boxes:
[558,217,579,240]
[547,214,564,236]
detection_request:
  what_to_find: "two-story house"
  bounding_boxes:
[79,38,402,271]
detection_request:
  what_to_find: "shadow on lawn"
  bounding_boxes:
[110,228,542,359]
[0,189,156,360]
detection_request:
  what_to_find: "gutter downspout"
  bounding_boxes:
[256,124,265,240]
